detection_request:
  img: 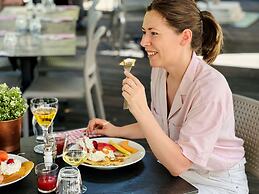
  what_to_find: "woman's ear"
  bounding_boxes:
[180,29,192,46]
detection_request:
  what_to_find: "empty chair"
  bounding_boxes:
[22,26,107,137]
[233,94,259,178]
[38,0,102,73]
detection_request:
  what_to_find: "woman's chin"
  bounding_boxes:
[149,60,160,68]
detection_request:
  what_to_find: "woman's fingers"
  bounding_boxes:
[87,118,106,130]
[124,71,141,86]
[122,84,134,94]
[123,78,137,89]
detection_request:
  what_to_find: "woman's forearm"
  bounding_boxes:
[118,123,145,139]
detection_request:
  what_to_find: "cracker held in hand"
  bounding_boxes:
[119,58,136,109]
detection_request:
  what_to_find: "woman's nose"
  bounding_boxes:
[140,35,151,47]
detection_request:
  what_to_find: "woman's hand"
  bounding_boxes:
[122,71,149,118]
[87,118,120,137]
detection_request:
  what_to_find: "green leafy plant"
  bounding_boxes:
[0,83,28,121]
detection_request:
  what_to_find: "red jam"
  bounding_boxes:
[37,175,57,192]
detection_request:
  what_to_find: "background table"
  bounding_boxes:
[0,137,198,194]
[0,5,79,91]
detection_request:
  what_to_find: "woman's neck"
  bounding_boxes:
[166,51,192,83]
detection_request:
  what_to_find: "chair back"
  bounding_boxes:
[83,25,106,119]
[87,0,103,44]
[84,26,106,81]
[233,94,259,178]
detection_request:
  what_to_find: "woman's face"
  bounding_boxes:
[140,10,183,68]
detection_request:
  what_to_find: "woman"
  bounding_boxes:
[87,0,249,193]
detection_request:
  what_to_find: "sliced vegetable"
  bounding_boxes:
[109,140,131,156]
[119,141,138,153]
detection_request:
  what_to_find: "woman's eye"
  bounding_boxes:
[151,32,158,36]
[142,31,146,35]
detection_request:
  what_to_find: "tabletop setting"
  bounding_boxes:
[0,94,198,194]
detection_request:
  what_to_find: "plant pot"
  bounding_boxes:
[0,117,22,152]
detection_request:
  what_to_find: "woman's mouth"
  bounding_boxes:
[146,51,158,57]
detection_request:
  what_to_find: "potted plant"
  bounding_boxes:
[0,83,28,152]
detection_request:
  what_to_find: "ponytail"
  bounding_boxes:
[200,11,223,64]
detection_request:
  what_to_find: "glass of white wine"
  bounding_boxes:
[62,134,87,193]
[30,97,58,145]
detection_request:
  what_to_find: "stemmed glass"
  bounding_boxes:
[62,134,87,193]
[30,97,58,145]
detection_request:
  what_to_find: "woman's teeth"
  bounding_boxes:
[147,51,157,56]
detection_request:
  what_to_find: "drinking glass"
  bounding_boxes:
[56,166,83,194]
[62,134,87,193]
[15,15,28,34]
[30,97,58,144]
[35,163,58,193]
[33,116,53,143]
[29,16,41,36]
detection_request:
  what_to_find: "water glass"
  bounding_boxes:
[15,15,28,34]
[35,163,59,193]
[42,0,56,12]
[29,17,42,36]
[56,166,84,194]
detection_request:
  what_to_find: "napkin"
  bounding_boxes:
[0,15,16,21]
[41,17,73,23]
[56,5,78,11]
[42,34,75,40]
[55,128,100,141]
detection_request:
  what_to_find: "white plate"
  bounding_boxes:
[0,154,32,187]
[81,137,146,170]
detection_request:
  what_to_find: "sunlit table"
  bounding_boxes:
[0,5,79,91]
[0,137,198,194]
[0,5,79,33]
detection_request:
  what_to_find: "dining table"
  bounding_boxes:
[0,136,198,194]
[0,5,79,91]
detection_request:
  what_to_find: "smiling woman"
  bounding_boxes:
[87,0,249,193]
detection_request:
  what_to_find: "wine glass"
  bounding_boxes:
[62,134,87,193]
[30,97,58,144]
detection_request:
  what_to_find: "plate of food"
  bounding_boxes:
[81,137,145,170]
[0,151,34,187]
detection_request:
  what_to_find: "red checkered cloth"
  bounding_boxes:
[55,128,101,140]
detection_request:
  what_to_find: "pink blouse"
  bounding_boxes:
[150,52,245,171]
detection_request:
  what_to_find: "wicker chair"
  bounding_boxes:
[233,94,259,178]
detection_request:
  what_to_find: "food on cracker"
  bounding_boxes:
[1,158,22,175]
[119,58,136,68]
[119,58,136,109]
[2,161,34,184]
[0,152,34,185]
[119,140,138,154]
